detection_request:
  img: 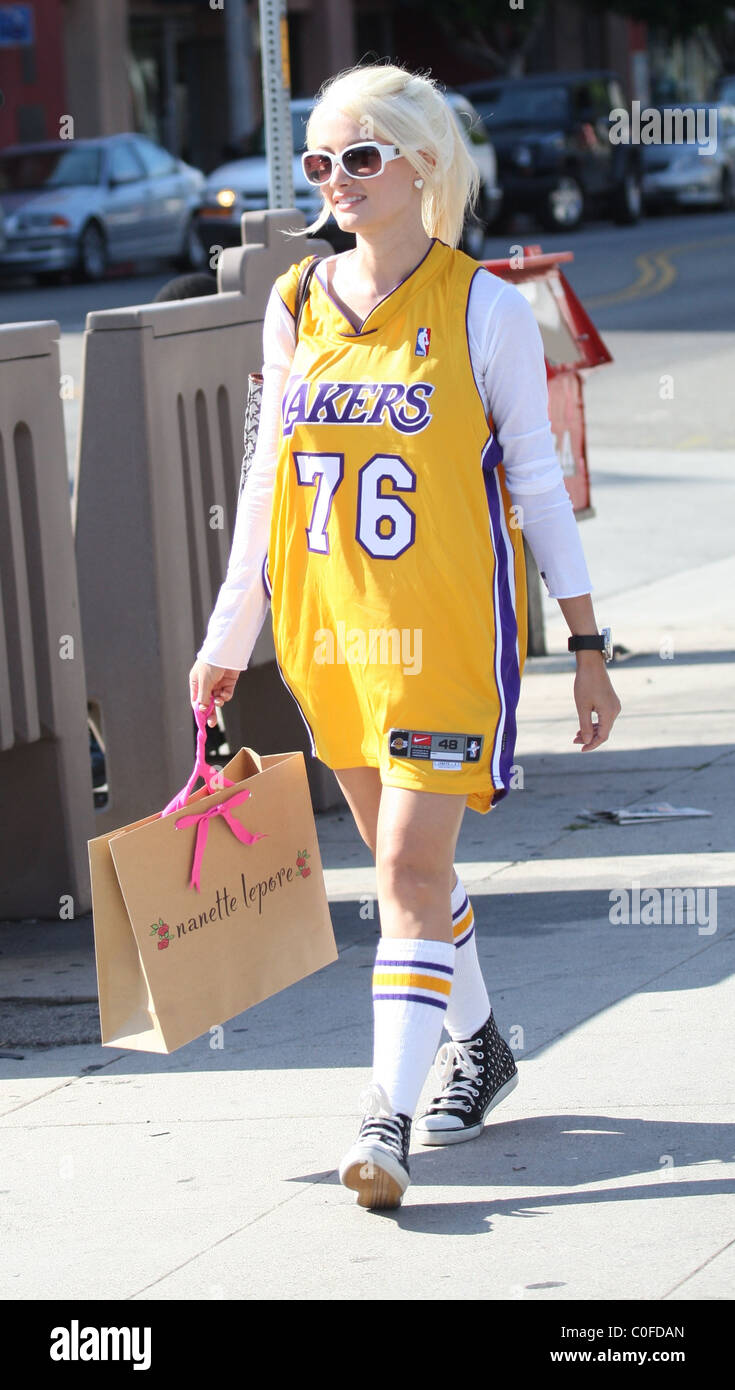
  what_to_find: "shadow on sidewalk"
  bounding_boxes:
[287,1111,735,1234]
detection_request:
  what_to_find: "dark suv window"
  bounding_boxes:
[574,80,611,121]
[471,84,571,127]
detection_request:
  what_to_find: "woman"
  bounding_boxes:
[190,62,622,1211]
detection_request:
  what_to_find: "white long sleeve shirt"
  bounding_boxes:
[198,260,593,670]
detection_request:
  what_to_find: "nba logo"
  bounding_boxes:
[415,327,431,356]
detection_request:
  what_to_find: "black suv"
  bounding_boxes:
[460,70,643,231]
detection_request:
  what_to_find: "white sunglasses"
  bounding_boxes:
[301,141,404,186]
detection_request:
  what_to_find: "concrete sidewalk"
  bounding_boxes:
[1,555,733,1301]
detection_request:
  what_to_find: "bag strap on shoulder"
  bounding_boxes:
[294,255,323,340]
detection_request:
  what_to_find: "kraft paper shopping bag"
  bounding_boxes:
[89,704,337,1053]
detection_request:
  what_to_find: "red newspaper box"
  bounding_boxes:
[482,244,612,517]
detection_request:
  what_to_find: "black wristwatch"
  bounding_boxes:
[568,627,612,662]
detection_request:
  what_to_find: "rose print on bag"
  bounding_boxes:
[296,850,311,879]
[150,917,172,950]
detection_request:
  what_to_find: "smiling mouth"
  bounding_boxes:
[334,196,365,207]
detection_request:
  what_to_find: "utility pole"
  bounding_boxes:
[258,0,294,207]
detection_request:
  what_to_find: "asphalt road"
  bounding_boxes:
[1,206,733,331]
[504,208,735,334]
[0,258,186,334]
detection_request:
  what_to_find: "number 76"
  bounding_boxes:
[294,450,417,560]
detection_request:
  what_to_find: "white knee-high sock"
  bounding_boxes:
[371,936,455,1117]
[445,876,491,1042]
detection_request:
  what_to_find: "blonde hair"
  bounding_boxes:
[287,62,480,249]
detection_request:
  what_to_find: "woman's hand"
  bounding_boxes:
[189,659,241,728]
[554,599,621,750]
[572,653,622,751]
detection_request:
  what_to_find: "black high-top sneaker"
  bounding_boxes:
[339,1082,411,1208]
[414,1011,519,1145]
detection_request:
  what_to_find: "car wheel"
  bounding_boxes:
[540,175,584,231]
[613,169,643,225]
[175,214,209,272]
[73,221,108,282]
[718,168,735,211]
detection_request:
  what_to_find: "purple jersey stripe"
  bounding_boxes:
[452,894,469,921]
[372,993,448,1010]
[465,267,491,417]
[375,958,454,975]
[272,649,317,757]
[494,484,521,791]
[482,438,521,790]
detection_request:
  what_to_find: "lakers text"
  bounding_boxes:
[314,623,422,675]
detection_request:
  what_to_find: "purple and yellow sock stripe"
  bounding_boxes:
[372,957,454,1010]
[452,893,475,948]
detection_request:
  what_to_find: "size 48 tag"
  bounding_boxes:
[388,729,484,764]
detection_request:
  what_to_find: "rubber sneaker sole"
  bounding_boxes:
[339,1144,409,1208]
[415,1070,520,1146]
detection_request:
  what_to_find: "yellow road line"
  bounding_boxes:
[584,232,735,309]
[586,250,673,306]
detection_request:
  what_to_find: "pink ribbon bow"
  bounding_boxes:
[174,786,266,892]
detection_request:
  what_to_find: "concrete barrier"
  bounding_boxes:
[0,321,94,918]
[74,210,341,834]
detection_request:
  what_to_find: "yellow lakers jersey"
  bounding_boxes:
[265,237,527,814]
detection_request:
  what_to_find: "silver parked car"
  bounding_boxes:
[642,103,735,211]
[197,101,326,254]
[197,92,501,260]
[0,134,207,282]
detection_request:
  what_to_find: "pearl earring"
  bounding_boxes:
[414,177,424,189]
